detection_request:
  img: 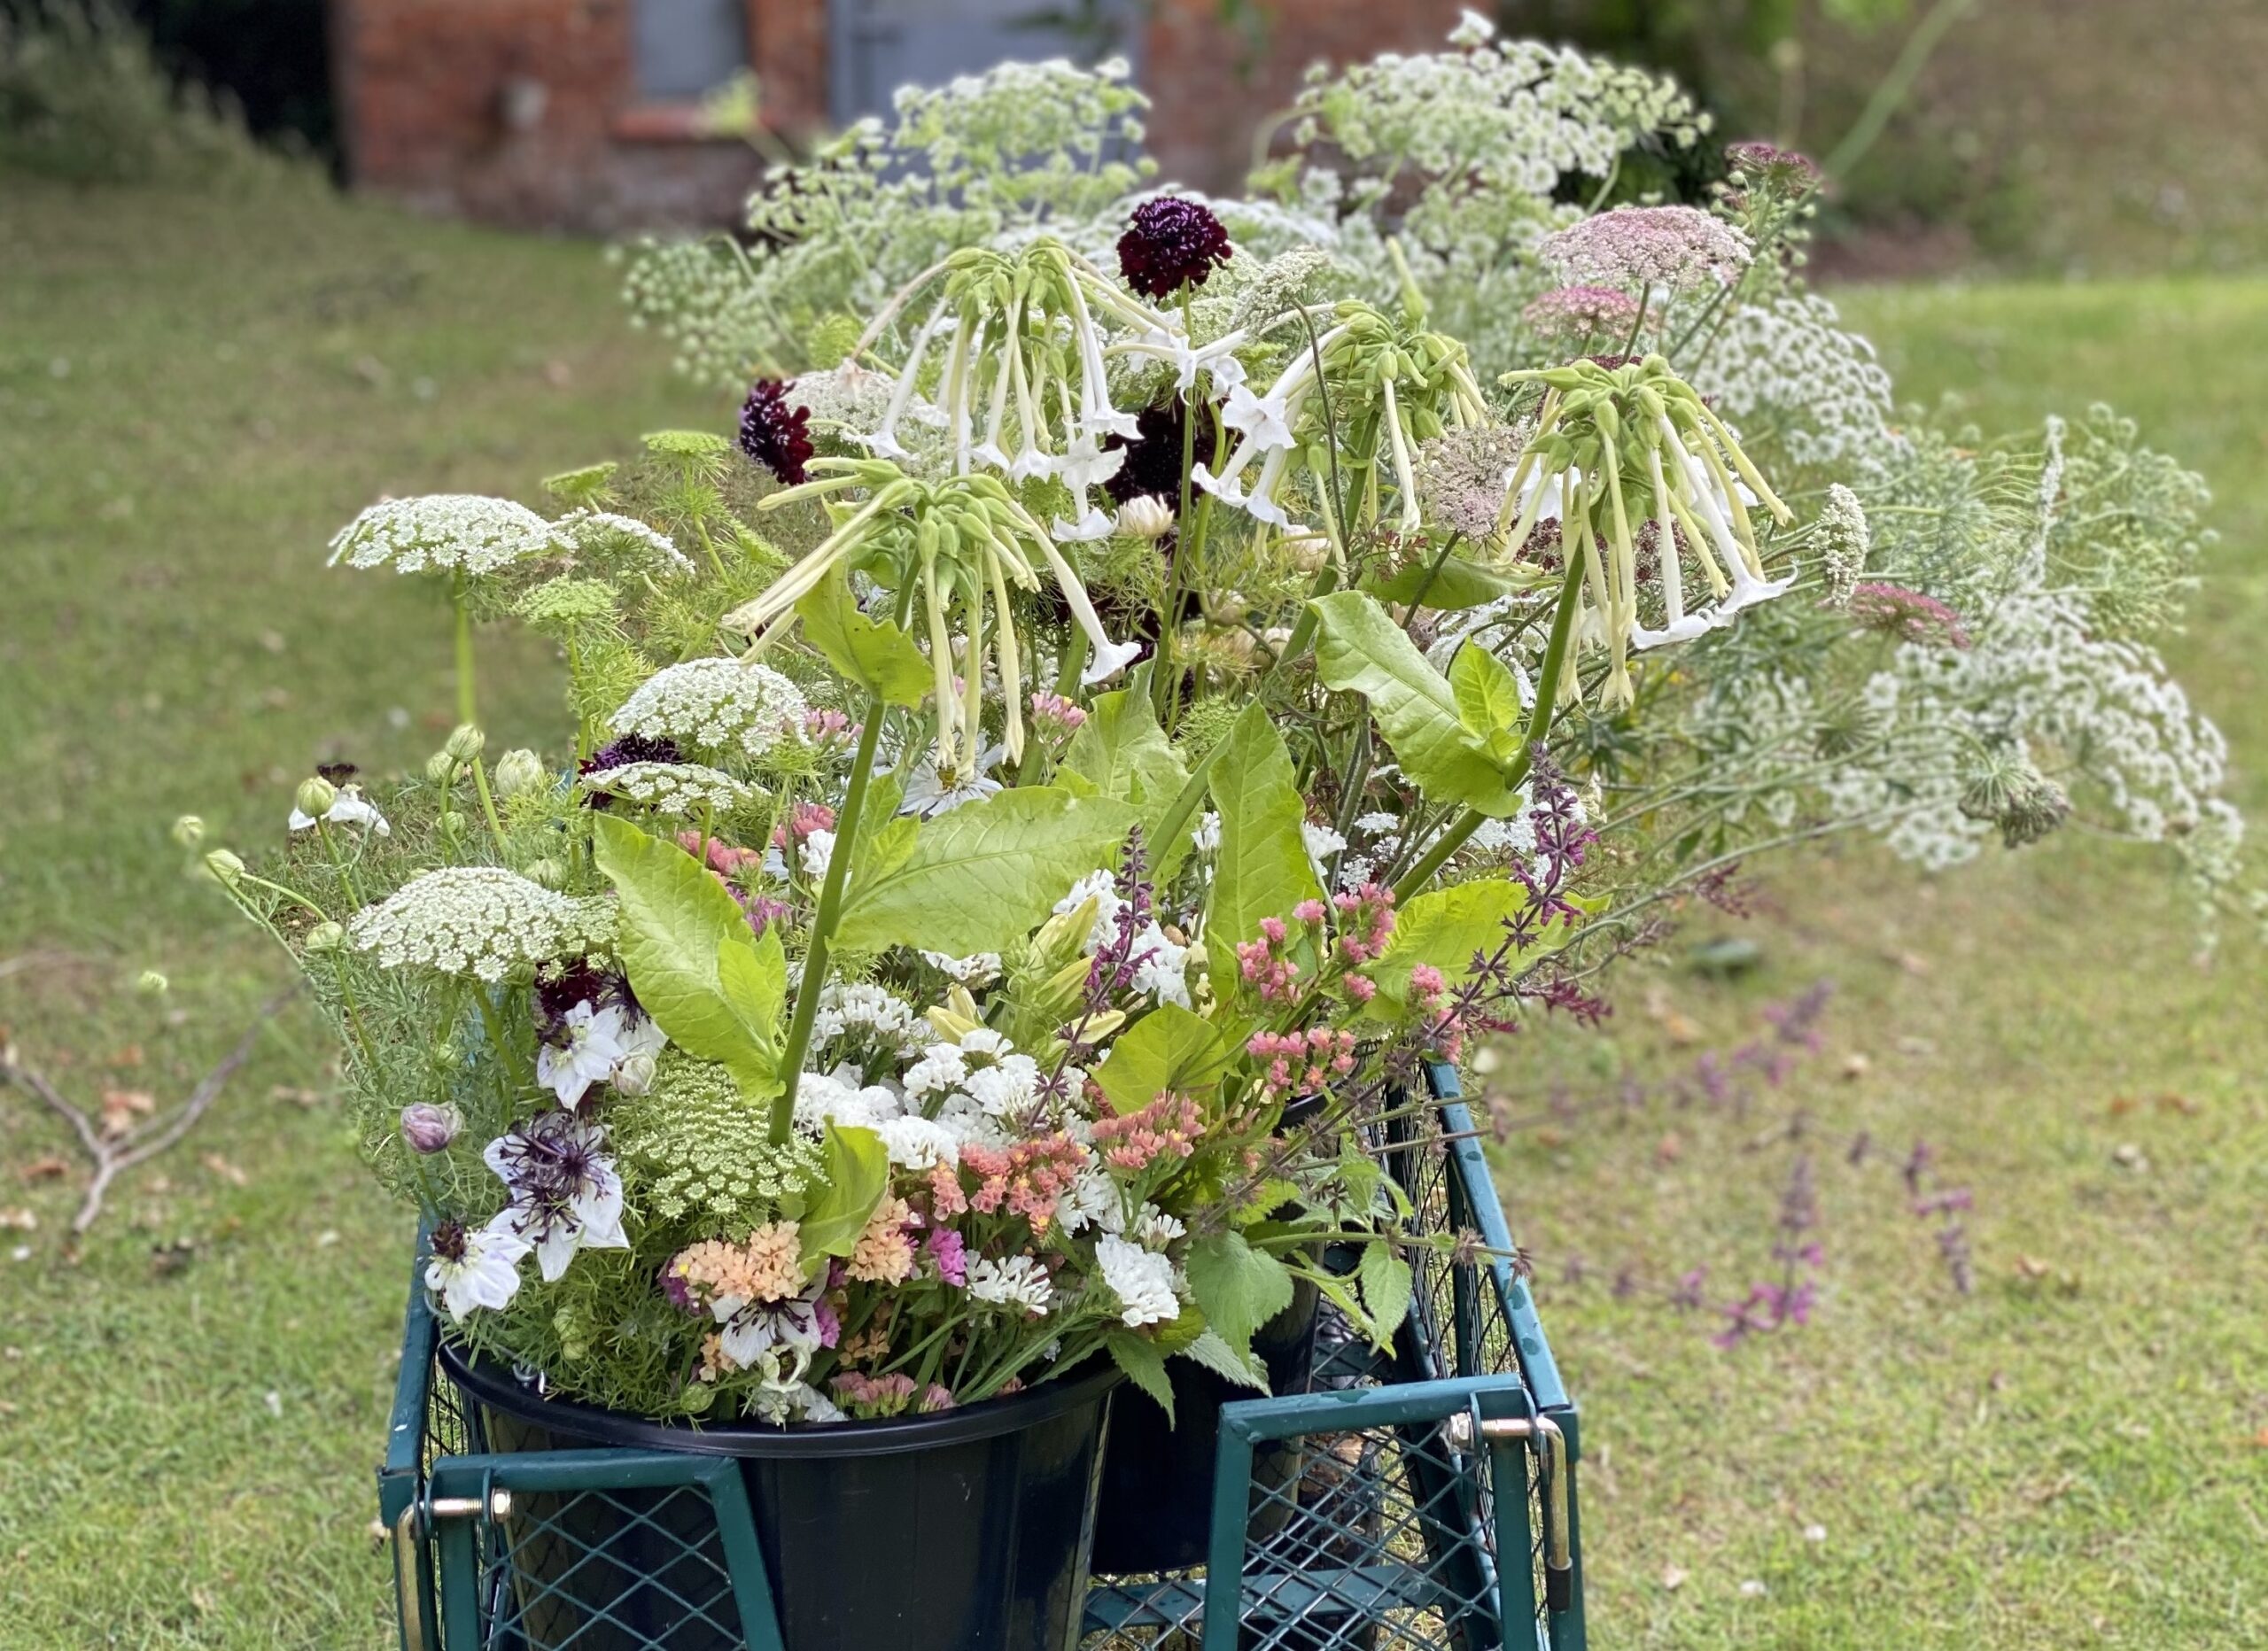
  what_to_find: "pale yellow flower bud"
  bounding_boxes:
[493,748,548,798]
[444,723,486,761]
[136,970,169,996]
[203,849,245,886]
[1113,493,1174,541]
[304,920,346,953]
[171,814,206,848]
[424,750,457,785]
[613,1053,657,1097]
[295,775,338,819]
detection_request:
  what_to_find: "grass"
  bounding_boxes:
[0,177,2261,1647]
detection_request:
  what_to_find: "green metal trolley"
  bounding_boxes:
[379,1065,1585,1650]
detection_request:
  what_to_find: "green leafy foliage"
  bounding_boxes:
[796,570,930,707]
[1065,685,1191,872]
[1358,1242,1415,1345]
[1104,1327,1175,1422]
[1204,704,1323,953]
[1090,1003,1235,1114]
[1184,1229,1296,1365]
[1309,591,1527,817]
[590,813,781,1090]
[1366,880,1533,1011]
[792,1123,890,1267]
[1448,642,1527,765]
[833,786,1136,957]
[1360,553,1537,610]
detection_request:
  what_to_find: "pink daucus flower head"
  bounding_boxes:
[1521,284,1644,343]
[1537,206,1752,295]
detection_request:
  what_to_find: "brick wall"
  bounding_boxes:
[330,0,1466,230]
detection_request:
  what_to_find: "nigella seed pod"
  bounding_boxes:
[304,920,346,952]
[613,1052,657,1097]
[444,723,486,762]
[400,1102,463,1154]
[295,775,338,819]
[493,748,548,798]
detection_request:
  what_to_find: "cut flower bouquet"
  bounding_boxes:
[207,192,1823,1430]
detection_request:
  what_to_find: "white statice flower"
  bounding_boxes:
[875,1113,961,1170]
[1096,1234,1181,1328]
[537,1001,631,1109]
[550,507,695,574]
[967,1254,1054,1315]
[577,761,750,816]
[1055,1168,1121,1236]
[749,1381,845,1426]
[1133,1204,1185,1248]
[1301,821,1348,881]
[811,982,927,1057]
[327,494,556,576]
[1128,923,1192,1008]
[423,1220,530,1322]
[919,950,1003,987]
[483,1114,630,1283]
[349,867,604,981]
[289,784,391,836]
[793,1065,903,1132]
[901,1042,970,1101]
[964,1050,1044,1119]
[798,828,836,880]
[609,657,808,762]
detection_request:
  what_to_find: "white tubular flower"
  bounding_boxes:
[1221,379,1298,453]
[608,658,809,762]
[1096,1235,1181,1328]
[423,1218,529,1322]
[327,494,555,576]
[576,761,750,816]
[348,867,603,981]
[861,295,954,461]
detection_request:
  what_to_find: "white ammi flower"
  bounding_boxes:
[577,762,750,816]
[609,657,809,762]
[328,494,557,577]
[349,867,603,981]
[1096,1235,1181,1328]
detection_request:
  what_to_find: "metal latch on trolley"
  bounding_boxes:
[1445,1412,1573,1612]
[392,1489,513,1648]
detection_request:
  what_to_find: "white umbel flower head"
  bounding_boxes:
[1096,1234,1181,1327]
[327,494,556,576]
[348,866,603,981]
[608,657,809,762]
[550,507,695,574]
[576,761,750,816]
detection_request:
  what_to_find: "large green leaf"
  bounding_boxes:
[1366,878,1533,1012]
[1184,1229,1295,1364]
[1204,704,1323,952]
[1064,686,1190,869]
[796,1124,890,1267]
[1104,1329,1175,1422]
[796,570,930,708]
[591,814,781,1083]
[1309,591,1526,818]
[833,787,1137,957]
[1360,553,1539,611]
[1448,642,1526,765]
[1091,1003,1236,1115]
[1357,1243,1414,1349]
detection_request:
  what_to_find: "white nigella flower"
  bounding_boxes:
[900,744,1007,817]
[290,785,391,836]
[1096,1234,1181,1328]
[483,1113,629,1283]
[423,1218,530,1322]
[967,1253,1054,1315]
[537,1001,631,1109]
[714,1275,834,1374]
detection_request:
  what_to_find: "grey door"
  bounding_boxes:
[827,0,1146,125]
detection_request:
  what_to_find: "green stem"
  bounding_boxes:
[1156,286,1200,720]
[1822,0,1974,181]
[1390,541,1585,905]
[473,987,533,1103]
[451,573,478,727]
[469,753,506,842]
[772,698,887,1143]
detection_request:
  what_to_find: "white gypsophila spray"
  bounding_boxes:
[609,657,809,761]
[349,866,608,981]
[327,494,558,576]
[577,761,750,816]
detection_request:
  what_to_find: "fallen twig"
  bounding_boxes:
[0,984,297,1238]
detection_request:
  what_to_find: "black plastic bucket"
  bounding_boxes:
[440,1342,1120,1651]
[1090,1274,1321,1576]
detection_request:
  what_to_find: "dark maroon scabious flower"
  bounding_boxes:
[1102,398,1197,506]
[579,732,681,777]
[738,377,815,486]
[1116,196,1232,299]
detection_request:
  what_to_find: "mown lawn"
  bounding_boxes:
[0,178,2260,1648]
